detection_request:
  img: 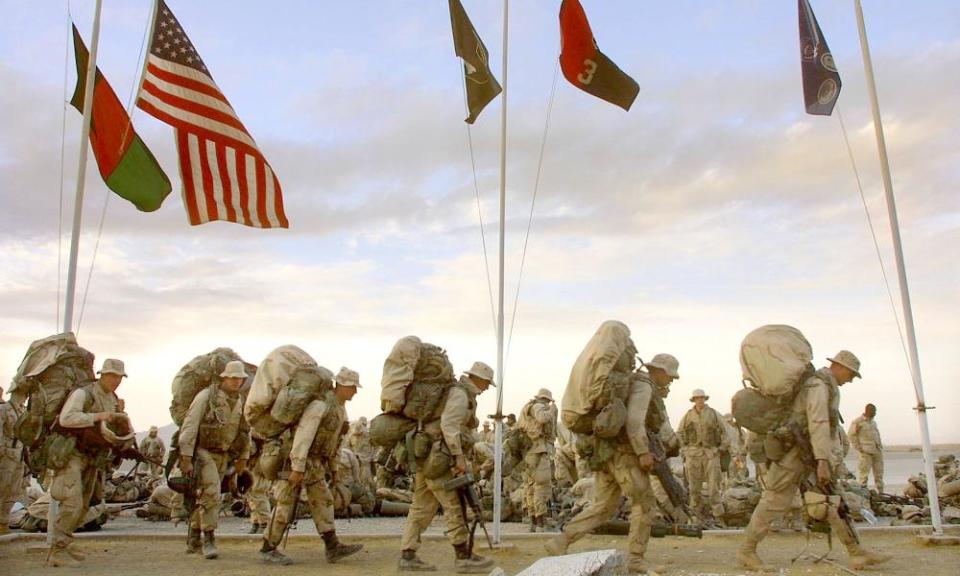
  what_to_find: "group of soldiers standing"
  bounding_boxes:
[0,326,894,575]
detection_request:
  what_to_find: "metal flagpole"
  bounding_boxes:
[492,0,509,545]
[853,0,942,534]
[63,0,104,335]
[51,0,104,547]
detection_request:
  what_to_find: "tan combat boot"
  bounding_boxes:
[185,528,202,554]
[398,549,437,571]
[202,531,218,559]
[735,539,773,573]
[453,543,494,574]
[848,545,892,570]
[46,545,78,567]
[64,543,87,561]
[544,531,571,556]
[321,531,363,563]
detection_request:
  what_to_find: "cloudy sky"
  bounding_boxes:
[1,1,957,445]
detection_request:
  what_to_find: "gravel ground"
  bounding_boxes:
[2,529,958,576]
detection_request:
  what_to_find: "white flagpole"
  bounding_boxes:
[63,0,104,335]
[52,0,104,547]
[492,0,509,545]
[853,0,942,534]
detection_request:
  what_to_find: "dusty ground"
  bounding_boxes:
[2,529,958,576]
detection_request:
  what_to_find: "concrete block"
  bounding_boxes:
[516,549,627,576]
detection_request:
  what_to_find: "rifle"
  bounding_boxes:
[279,472,302,550]
[787,423,859,546]
[117,444,163,479]
[647,430,697,524]
[593,519,702,538]
[443,471,493,554]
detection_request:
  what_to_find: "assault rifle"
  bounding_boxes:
[646,430,698,528]
[788,423,859,545]
[444,471,493,554]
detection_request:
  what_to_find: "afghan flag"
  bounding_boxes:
[449,0,502,124]
[798,0,841,115]
[71,24,171,212]
[559,0,639,111]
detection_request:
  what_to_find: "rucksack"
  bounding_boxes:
[380,336,455,423]
[169,347,242,426]
[244,345,333,439]
[10,333,95,462]
[560,321,636,435]
[732,324,815,434]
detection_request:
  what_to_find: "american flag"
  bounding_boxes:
[137,0,288,228]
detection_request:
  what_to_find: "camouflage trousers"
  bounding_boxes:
[264,457,335,548]
[857,451,884,493]
[245,470,272,525]
[0,451,25,527]
[684,448,724,518]
[189,448,229,532]
[522,451,553,518]
[50,452,100,547]
[400,468,468,551]
[560,450,656,565]
[745,446,858,551]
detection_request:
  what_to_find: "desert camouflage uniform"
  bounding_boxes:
[0,398,26,531]
[50,382,121,551]
[138,431,165,477]
[263,394,344,548]
[678,403,727,518]
[849,414,884,492]
[519,394,557,525]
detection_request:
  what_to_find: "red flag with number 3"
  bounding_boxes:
[559,0,639,111]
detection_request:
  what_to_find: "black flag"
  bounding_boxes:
[799,0,841,115]
[449,0,502,124]
[559,0,639,111]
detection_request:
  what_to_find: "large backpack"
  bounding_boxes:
[169,347,242,426]
[560,320,636,435]
[10,333,95,460]
[731,324,815,434]
[244,345,333,439]
[380,336,455,423]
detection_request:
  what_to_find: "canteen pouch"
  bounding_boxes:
[593,397,627,438]
[412,431,432,460]
[258,437,291,481]
[587,438,616,472]
[422,441,452,480]
[45,433,77,472]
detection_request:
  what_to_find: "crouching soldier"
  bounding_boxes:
[259,367,364,565]
[178,360,250,559]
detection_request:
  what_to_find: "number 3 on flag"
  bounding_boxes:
[577,59,597,85]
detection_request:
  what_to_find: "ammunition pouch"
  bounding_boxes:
[43,433,77,471]
[593,397,626,438]
[258,437,291,481]
[423,441,452,480]
[763,427,796,462]
[14,411,44,450]
[412,430,433,460]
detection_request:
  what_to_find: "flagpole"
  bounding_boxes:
[491,0,509,546]
[63,0,104,335]
[132,0,158,109]
[853,0,942,534]
[53,0,103,546]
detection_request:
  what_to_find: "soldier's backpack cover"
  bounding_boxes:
[244,345,333,439]
[560,320,635,435]
[10,333,95,474]
[169,347,242,426]
[731,324,815,434]
[379,335,455,423]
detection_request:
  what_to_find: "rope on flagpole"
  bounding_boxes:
[77,0,153,333]
[459,66,499,341]
[505,59,560,361]
[835,105,914,381]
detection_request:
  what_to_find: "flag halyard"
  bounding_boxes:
[136,0,288,228]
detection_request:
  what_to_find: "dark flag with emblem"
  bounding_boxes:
[449,0,502,124]
[559,0,639,111]
[798,0,841,115]
[136,0,288,228]
[71,24,171,212]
